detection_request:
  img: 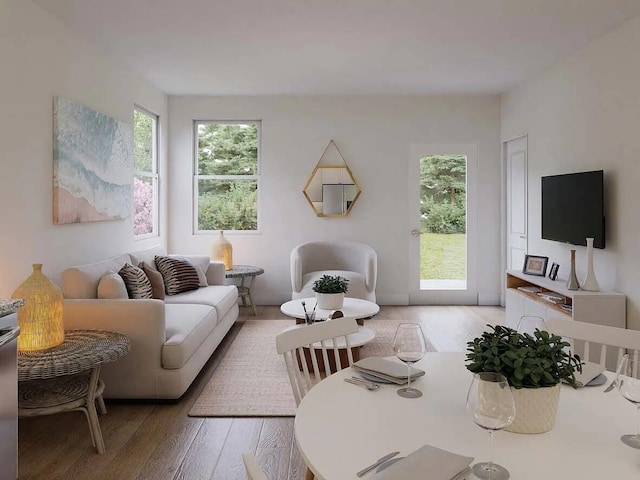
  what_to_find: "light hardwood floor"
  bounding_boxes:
[17,305,504,480]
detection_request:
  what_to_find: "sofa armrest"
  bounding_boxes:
[206,261,226,285]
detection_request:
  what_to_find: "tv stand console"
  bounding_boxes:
[505,269,625,333]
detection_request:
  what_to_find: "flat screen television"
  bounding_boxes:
[541,170,605,249]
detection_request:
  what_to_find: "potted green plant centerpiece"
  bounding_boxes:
[466,325,582,434]
[312,274,349,310]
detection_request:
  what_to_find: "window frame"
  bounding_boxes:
[193,120,261,234]
[133,105,159,239]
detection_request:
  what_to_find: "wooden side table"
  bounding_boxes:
[18,330,130,454]
[225,265,264,316]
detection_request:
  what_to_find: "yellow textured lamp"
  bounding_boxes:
[211,230,233,271]
[11,263,64,351]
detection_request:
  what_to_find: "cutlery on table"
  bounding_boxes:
[604,382,616,393]
[344,378,380,391]
[356,451,401,477]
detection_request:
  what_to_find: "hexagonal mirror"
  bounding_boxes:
[303,141,361,217]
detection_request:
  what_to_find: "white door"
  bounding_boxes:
[505,136,528,272]
[408,143,478,305]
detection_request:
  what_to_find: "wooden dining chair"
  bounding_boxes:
[242,452,268,480]
[276,317,360,406]
[545,317,640,370]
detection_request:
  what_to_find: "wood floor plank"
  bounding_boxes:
[16,305,504,480]
[174,418,233,480]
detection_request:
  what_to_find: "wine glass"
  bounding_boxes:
[466,372,516,480]
[516,316,547,337]
[616,352,640,449]
[392,323,426,398]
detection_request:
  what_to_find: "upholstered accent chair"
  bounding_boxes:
[290,241,377,302]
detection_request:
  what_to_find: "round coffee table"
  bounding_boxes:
[280,297,379,323]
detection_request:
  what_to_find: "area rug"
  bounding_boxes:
[188,318,436,417]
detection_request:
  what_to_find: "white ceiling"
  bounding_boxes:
[33,0,640,96]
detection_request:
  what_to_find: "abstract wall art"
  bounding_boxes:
[53,96,133,224]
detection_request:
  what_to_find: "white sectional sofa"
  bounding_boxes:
[60,246,239,399]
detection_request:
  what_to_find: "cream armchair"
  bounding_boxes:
[290,241,377,302]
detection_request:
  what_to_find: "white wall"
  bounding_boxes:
[0,0,168,296]
[501,16,640,329]
[168,95,502,305]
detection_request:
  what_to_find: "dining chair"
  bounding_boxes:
[242,452,268,480]
[275,317,360,406]
[545,317,640,370]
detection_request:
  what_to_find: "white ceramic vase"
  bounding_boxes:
[315,292,345,310]
[581,237,600,292]
[505,383,561,434]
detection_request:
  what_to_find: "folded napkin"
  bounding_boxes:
[573,361,606,387]
[373,445,473,480]
[352,357,425,385]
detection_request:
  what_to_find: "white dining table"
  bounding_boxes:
[294,352,640,479]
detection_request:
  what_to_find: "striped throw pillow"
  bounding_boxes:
[118,263,153,299]
[154,255,200,295]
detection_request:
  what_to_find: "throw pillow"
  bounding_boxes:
[169,255,209,287]
[138,261,165,300]
[118,263,153,299]
[97,272,129,299]
[154,255,200,295]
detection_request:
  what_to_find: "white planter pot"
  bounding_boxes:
[315,293,345,310]
[506,383,561,434]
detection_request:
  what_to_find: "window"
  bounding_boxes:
[195,121,260,232]
[133,106,159,237]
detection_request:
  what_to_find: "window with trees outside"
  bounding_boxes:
[195,121,259,232]
[133,107,159,237]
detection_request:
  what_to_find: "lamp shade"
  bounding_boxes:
[211,231,233,270]
[11,264,64,351]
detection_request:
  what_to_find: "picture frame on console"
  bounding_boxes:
[523,255,549,276]
[548,263,559,281]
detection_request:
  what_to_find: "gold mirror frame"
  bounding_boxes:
[303,140,362,217]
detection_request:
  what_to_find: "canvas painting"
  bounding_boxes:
[53,97,133,224]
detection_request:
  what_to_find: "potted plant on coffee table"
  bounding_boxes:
[312,274,349,310]
[466,325,583,434]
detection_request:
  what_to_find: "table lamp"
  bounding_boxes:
[11,263,64,351]
[211,230,233,270]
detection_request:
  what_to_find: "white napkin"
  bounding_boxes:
[573,361,605,387]
[373,444,473,480]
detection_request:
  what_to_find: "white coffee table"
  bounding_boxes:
[280,297,380,322]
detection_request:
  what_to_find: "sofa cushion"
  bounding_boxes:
[118,263,153,299]
[138,261,165,300]
[162,303,217,369]
[129,245,168,266]
[97,273,129,299]
[62,254,132,299]
[164,285,238,321]
[154,256,200,295]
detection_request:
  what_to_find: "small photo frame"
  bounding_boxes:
[522,255,549,276]
[548,263,560,281]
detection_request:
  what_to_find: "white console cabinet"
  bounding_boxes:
[505,270,625,331]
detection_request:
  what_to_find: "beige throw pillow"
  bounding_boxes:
[97,272,129,299]
[138,261,165,300]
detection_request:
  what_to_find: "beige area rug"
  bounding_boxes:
[188,318,436,417]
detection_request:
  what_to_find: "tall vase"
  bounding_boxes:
[566,250,580,291]
[11,264,64,351]
[582,237,600,292]
[211,230,233,271]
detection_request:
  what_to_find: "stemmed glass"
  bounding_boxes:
[466,372,516,480]
[516,316,547,336]
[392,323,426,398]
[616,352,640,449]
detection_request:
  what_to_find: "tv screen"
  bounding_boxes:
[541,170,605,249]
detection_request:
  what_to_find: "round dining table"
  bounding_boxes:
[294,352,639,479]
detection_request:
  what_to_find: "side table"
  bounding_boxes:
[18,329,130,454]
[225,265,264,316]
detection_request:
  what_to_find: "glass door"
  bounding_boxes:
[408,144,478,304]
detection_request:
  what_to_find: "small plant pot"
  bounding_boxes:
[315,293,345,310]
[506,384,561,434]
